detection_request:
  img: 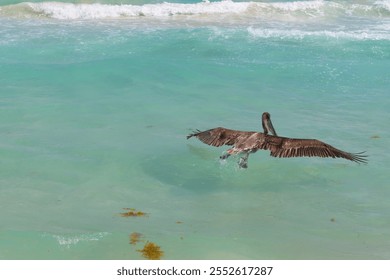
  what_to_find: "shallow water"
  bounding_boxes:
[0,0,389,259]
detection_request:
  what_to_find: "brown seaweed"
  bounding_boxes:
[129,232,143,245]
[137,241,164,260]
[120,208,148,217]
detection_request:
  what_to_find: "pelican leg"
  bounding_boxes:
[238,152,250,169]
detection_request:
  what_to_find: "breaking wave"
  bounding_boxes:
[0,0,389,20]
[247,26,390,41]
[1,1,389,41]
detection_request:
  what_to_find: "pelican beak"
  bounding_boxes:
[266,117,277,136]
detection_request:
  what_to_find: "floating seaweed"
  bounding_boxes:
[137,241,164,260]
[371,135,380,139]
[176,221,183,224]
[129,232,143,245]
[330,218,336,222]
[120,208,148,217]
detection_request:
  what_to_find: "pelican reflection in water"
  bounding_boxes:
[187,112,367,168]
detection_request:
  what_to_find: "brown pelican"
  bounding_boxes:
[187,112,367,168]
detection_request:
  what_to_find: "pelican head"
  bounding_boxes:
[262,112,277,136]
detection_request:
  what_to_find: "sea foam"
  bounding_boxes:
[247,26,390,41]
[21,1,251,20]
[0,1,388,20]
[50,232,110,248]
[375,0,390,11]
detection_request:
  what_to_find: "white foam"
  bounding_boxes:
[1,1,389,41]
[267,0,325,11]
[247,26,390,41]
[4,0,383,20]
[26,1,251,20]
[375,0,390,11]
[50,232,109,247]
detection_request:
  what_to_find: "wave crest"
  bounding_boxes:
[247,26,390,41]
[1,1,389,20]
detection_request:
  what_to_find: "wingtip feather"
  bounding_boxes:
[351,151,368,164]
[186,129,201,139]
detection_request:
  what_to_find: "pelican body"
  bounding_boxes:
[187,112,367,168]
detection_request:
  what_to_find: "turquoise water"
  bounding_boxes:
[0,0,389,259]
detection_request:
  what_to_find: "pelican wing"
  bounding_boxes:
[260,136,367,163]
[187,127,255,147]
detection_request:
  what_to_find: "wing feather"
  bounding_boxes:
[187,127,254,147]
[260,136,367,164]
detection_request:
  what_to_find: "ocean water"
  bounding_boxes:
[0,0,389,260]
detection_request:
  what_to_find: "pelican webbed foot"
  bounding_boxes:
[238,152,250,169]
[238,161,248,169]
[220,153,231,160]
